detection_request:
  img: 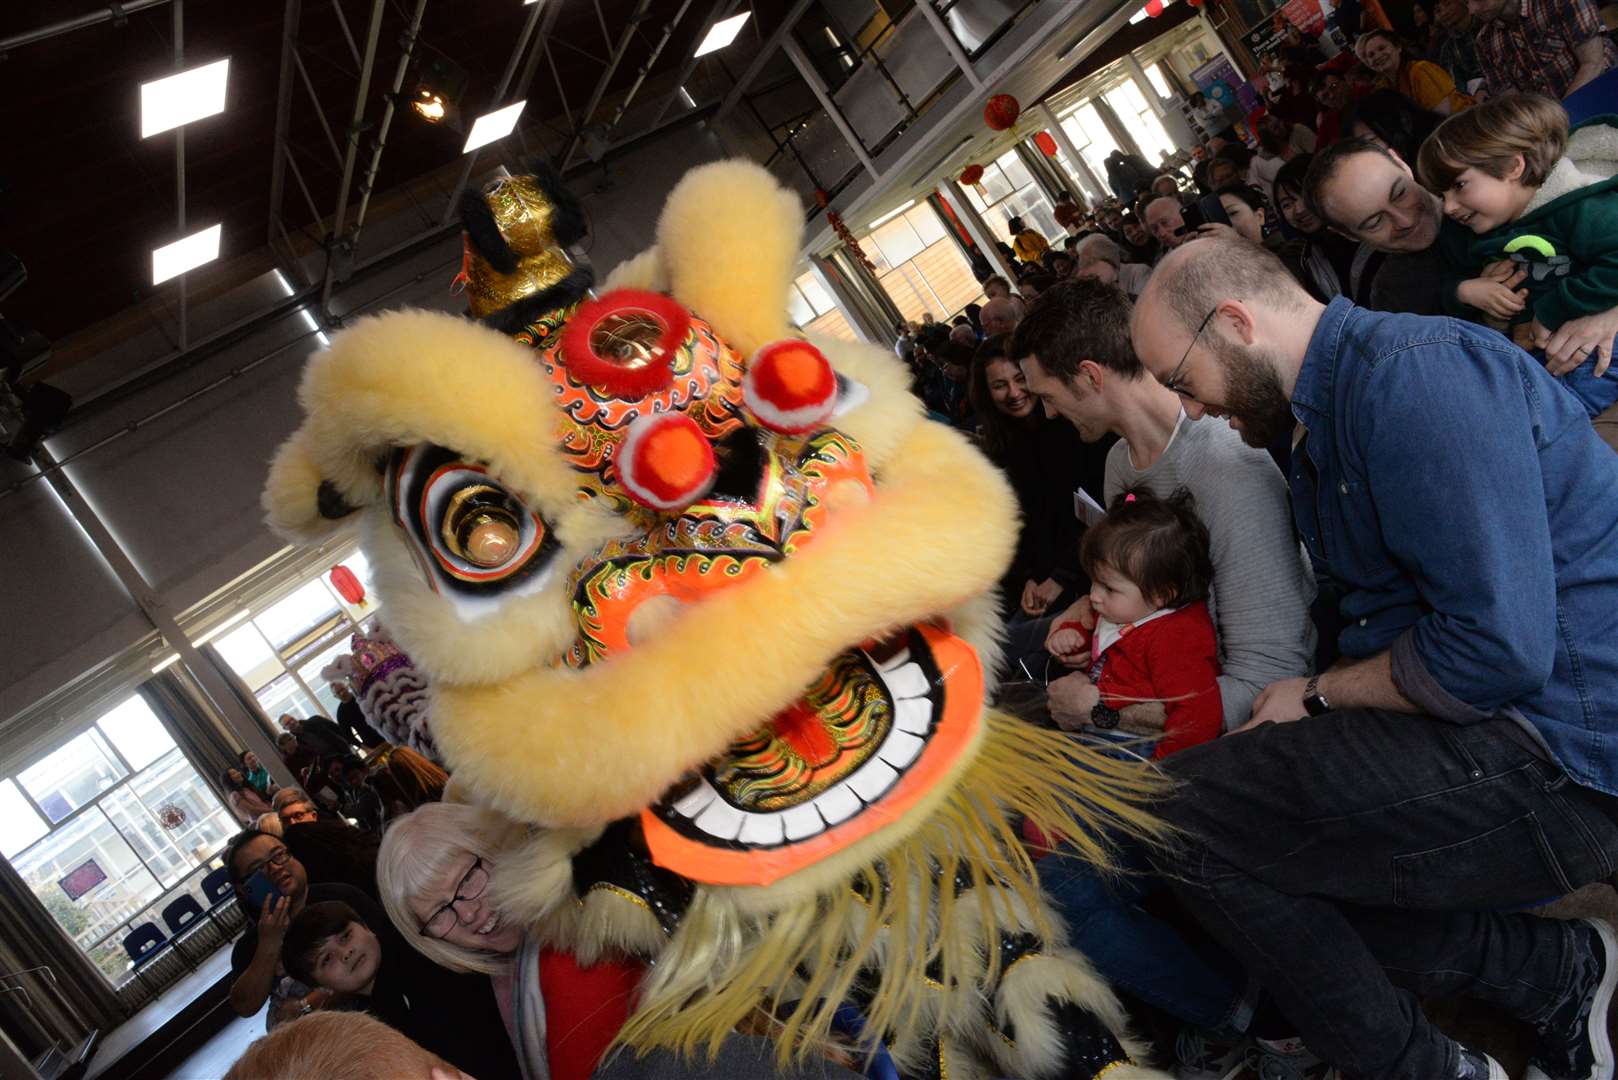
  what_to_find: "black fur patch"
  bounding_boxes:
[477,266,596,335]
[458,191,520,274]
[316,479,356,520]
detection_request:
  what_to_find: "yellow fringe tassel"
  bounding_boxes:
[614,710,1173,1070]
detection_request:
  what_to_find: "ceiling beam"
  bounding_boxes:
[712,0,816,124]
[0,0,171,55]
[557,0,656,172]
[439,0,550,225]
[318,0,387,318]
[646,0,745,131]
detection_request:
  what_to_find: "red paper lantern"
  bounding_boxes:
[329,565,366,606]
[1145,0,1164,15]
[984,94,1020,131]
[959,163,985,186]
[1034,131,1058,157]
[813,188,830,208]
[1188,0,1203,8]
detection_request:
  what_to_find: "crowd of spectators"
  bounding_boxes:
[879,2,1617,1075]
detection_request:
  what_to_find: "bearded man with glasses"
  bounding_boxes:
[1129,233,1618,1080]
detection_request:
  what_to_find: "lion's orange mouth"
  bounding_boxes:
[641,622,983,886]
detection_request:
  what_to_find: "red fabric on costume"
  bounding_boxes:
[1094,601,1222,759]
[541,949,643,1080]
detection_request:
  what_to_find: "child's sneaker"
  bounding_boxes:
[1174,1024,1246,1080]
[1458,1046,1509,1079]
[1525,917,1617,1080]
[1246,1037,1337,1080]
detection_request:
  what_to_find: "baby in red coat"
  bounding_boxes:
[1046,487,1222,759]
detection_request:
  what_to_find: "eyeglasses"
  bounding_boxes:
[420,856,490,939]
[242,847,291,879]
[1163,308,1217,399]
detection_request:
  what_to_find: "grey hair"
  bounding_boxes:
[1074,233,1123,270]
[376,801,526,975]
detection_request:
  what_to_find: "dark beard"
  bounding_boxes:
[1215,338,1295,449]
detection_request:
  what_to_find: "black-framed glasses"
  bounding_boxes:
[243,847,291,879]
[420,856,490,938]
[1163,308,1218,399]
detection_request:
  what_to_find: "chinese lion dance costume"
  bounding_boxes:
[263,159,1171,1079]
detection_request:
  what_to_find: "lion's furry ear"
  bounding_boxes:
[262,432,364,543]
[655,160,802,357]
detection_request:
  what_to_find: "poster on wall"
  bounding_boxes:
[1243,0,1330,64]
[1190,55,1257,116]
[59,859,107,902]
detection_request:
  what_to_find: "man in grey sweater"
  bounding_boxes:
[1010,278,1315,729]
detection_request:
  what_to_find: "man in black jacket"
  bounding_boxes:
[279,714,359,765]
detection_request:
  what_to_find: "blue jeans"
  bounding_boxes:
[1538,345,1618,418]
[1037,840,1246,1032]
[1153,710,1618,1079]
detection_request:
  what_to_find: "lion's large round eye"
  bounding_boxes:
[441,486,523,567]
[590,311,667,370]
[560,289,692,398]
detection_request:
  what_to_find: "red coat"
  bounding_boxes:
[1090,601,1222,759]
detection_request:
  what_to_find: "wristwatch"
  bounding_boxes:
[1302,675,1331,717]
[1091,701,1121,729]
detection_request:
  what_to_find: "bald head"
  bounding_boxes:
[226,1012,460,1080]
[1136,235,1311,342]
[980,297,1022,337]
[1132,236,1322,448]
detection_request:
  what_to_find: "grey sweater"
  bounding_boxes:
[1105,413,1316,729]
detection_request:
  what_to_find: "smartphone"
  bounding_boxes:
[1176,195,1230,236]
[244,869,282,914]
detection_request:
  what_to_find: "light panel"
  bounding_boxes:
[694,12,750,57]
[152,224,222,285]
[141,58,230,138]
[463,100,527,154]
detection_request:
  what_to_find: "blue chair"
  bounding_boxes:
[201,867,233,908]
[162,895,209,966]
[121,923,167,969]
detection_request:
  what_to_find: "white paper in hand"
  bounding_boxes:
[1074,487,1107,528]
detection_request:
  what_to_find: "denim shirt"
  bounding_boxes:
[1291,297,1618,796]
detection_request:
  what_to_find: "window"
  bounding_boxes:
[1145,62,1173,100]
[212,553,381,732]
[963,149,1061,246]
[1052,102,1126,204]
[1104,79,1178,167]
[3,696,236,987]
[788,271,858,343]
[858,203,982,325]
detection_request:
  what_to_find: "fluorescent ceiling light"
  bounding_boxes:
[694,11,750,57]
[151,654,180,674]
[463,100,526,154]
[152,224,222,285]
[141,58,230,138]
[679,85,697,110]
[869,200,917,229]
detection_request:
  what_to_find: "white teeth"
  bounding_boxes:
[478,914,498,935]
[815,784,861,826]
[846,758,900,803]
[673,781,717,818]
[875,647,911,673]
[738,811,788,846]
[782,803,825,840]
[895,697,931,736]
[882,662,930,700]
[880,730,925,769]
[663,643,939,848]
[692,798,746,841]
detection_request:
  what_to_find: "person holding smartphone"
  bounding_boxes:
[224,829,384,1027]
